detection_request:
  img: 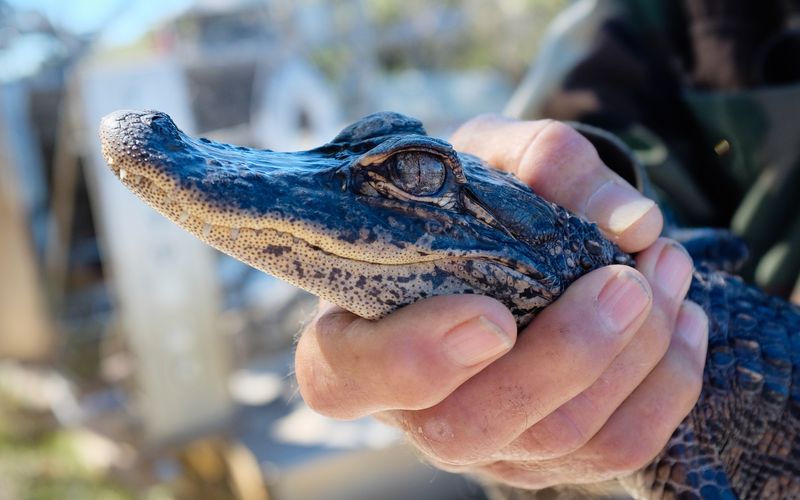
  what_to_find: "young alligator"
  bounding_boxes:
[99,110,800,499]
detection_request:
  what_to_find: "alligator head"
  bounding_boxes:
[99,110,630,326]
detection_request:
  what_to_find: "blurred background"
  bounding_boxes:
[0,1,567,498]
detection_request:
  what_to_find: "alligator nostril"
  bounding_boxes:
[139,112,166,127]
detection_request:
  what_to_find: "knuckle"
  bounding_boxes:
[514,411,590,458]
[598,388,695,473]
[297,366,349,418]
[380,343,441,410]
[602,430,667,474]
[532,120,595,163]
[295,348,368,420]
[294,320,362,419]
[599,398,688,474]
[405,403,499,466]
[406,414,472,465]
[516,119,607,208]
[423,437,476,465]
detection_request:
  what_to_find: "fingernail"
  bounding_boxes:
[596,270,651,332]
[655,243,693,297]
[586,181,656,235]
[443,316,514,367]
[676,302,708,350]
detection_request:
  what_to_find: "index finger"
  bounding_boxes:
[450,115,663,253]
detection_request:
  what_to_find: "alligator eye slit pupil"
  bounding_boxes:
[389,151,445,196]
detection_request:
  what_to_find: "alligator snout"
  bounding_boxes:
[101,109,166,144]
[100,109,191,192]
[101,109,180,151]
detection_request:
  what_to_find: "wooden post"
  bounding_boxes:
[76,56,233,445]
[0,83,55,361]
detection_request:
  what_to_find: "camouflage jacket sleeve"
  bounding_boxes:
[507,0,800,301]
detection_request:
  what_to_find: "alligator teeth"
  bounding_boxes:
[202,223,212,238]
[132,174,142,185]
[229,227,240,241]
[178,210,190,223]
[165,190,177,203]
[119,169,128,180]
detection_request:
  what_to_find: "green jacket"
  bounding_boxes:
[508,0,800,300]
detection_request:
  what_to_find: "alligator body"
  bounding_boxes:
[100,110,800,499]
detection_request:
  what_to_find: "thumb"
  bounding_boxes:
[295,295,516,419]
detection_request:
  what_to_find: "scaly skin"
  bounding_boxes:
[99,110,800,499]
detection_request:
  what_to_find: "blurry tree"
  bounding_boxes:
[366,0,567,79]
[308,0,565,82]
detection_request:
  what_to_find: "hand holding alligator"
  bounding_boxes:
[102,109,800,497]
[294,115,709,489]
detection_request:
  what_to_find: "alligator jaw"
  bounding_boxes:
[99,110,563,320]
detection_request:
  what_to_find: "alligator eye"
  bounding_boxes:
[388,152,446,196]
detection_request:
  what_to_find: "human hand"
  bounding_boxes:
[294,115,709,489]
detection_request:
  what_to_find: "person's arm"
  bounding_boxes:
[294,115,708,490]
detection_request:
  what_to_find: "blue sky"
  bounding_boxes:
[2,0,192,81]
[7,0,192,41]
